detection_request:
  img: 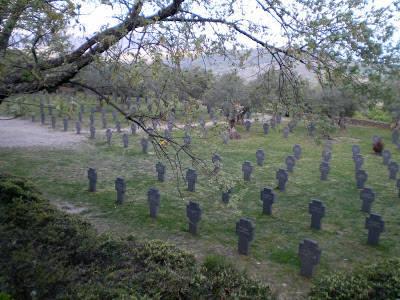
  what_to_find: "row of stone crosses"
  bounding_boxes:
[85,137,393,278]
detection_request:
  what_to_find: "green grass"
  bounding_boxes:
[1,109,400,297]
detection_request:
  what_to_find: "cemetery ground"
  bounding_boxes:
[1,117,400,298]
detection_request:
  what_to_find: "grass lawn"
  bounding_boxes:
[1,108,399,298]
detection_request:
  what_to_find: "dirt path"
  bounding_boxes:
[0,118,85,148]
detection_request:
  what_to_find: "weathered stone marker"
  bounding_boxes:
[352,144,361,159]
[140,138,148,154]
[293,144,302,160]
[309,200,325,230]
[106,129,112,145]
[155,162,166,182]
[263,123,269,135]
[356,170,368,189]
[276,169,288,191]
[286,155,296,172]
[382,150,391,165]
[115,177,126,204]
[365,214,384,245]
[131,123,137,135]
[298,239,321,278]
[244,120,251,132]
[87,168,97,192]
[122,133,128,148]
[260,187,276,215]
[242,161,253,181]
[256,149,265,166]
[353,154,364,171]
[115,121,121,133]
[360,187,375,213]
[388,161,399,180]
[283,127,289,138]
[319,161,330,181]
[236,218,255,255]
[186,168,197,192]
[51,116,56,129]
[147,188,160,218]
[186,201,202,235]
[90,126,96,139]
[63,118,68,131]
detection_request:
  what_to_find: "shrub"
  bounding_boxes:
[309,259,400,299]
[0,173,271,299]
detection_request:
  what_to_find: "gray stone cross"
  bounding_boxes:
[293,144,302,160]
[236,218,255,255]
[256,149,265,166]
[360,187,375,213]
[115,177,126,204]
[186,168,197,192]
[309,199,325,230]
[242,161,253,181]
[365,214,384,245]
[298,239,321,278]
[186,201,202,235]
[87,168,97,192]
[260,187,276,215]
[276,169,288,191]
[147,188,160,218]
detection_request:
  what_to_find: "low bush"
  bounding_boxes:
[0,173,271,299]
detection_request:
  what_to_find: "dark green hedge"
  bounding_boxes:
[309,258,400,299]
[0,173,271,299]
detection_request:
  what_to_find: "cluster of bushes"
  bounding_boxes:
[1,173,400,299]
[0,173,271,299]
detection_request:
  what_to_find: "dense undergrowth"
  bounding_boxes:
[0,173,271,299]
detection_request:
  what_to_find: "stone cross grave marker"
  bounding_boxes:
[63,118,68,131]
[360,187,375,213]
[322,150,331,163]
[115,121,121,133]
[298,239,321,278]
[307,123,316,137]
[392,129,399,144]
[222,189,232,204]
[236,218,255,255]
[309,200,325,230]
[147,188,160,218]
[286,155,296,172]
[263,123,269,135]
[365,214,384,245]
[156,162,166,182]
[256,149,265,166]
[354,154,364,171]
[140,138,148,154]
[186,169,197,192]
[131,123,137,135]
[115,177,126,204]
[260,187,276,215]
[382,150,391,165]
[76,121,81,134]
[356,170,368,189]
[122,133,128,148]
[186,201,201,235]
[293,144,302,160]
[270,118,276,129]
[283,127,289,138]
[352,144,361,159]
[320,161,330,181]
[276,169,288,191]
[242,161,253,181]
[90,126,96,139]
[51,116,56,129]
[388,161,399,180]
[106,129,112,145]
[244,120,251,132]
[87,168,97,192]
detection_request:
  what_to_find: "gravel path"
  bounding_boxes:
[0,118,85,148]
